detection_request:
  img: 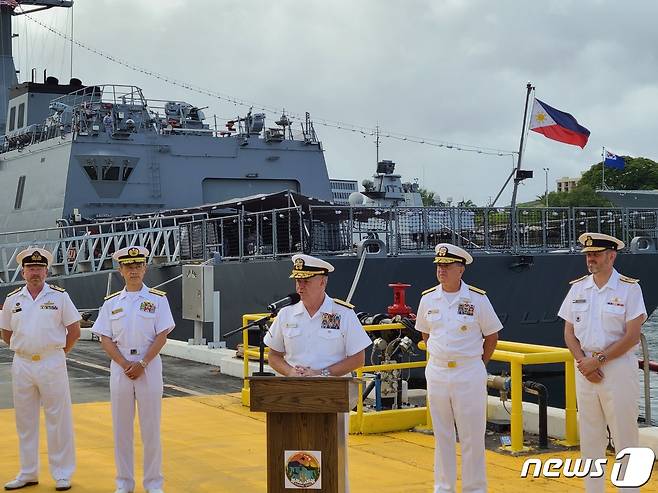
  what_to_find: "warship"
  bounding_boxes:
[597,188,658,209]
[1,0,658,380]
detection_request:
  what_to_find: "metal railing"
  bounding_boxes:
[0,214,204,284]
[180,206,304,261]
[491,341,578,452]
[2,206,658,280]
[238,312,579,447]
[308,206,658,255]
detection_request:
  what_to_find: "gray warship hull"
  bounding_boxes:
[598,189,658,209]
[2,251,657,348]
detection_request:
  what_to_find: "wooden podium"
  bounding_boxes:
[249,376,354,493]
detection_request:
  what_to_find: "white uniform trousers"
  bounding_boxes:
[576,353,640,493]
[426,357,487,493]
[110,353,164,491]
[11,350,75,482]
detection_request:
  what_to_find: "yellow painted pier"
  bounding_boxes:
[0,393,655,492]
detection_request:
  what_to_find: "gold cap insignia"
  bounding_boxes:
[585,236,593,246]
[31,252,42,261]
[128,247,140,257]
[438,246,448,257]
[294,258,305,270]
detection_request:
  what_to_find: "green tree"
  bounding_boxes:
[546,185,611,207]
[418,187,439,206]
[579,156,658,190]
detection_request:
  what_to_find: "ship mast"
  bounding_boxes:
[509,82,534,211]
[0,0,73,135]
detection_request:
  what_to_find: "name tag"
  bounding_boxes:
[321,313,341,330]
[572,299,587,304]
[285,323,298,328]
[12,307,21,313]
[111,308,123,315]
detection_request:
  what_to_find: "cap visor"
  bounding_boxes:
[433,257,462,264]
[580,246,609,253]
[290,271,321,279]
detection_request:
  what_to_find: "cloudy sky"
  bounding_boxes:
[10,0,658,205]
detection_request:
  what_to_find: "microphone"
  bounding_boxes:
[267,293,301,313]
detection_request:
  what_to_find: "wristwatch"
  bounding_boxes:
[320,368,331,377]
[595,352,607,364]
[139,359,148,368]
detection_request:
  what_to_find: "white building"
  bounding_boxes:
[556,175,580,193]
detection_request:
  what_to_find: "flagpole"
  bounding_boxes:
[509,82,534,252]
[602,146,605,189]
[510,82,534,211]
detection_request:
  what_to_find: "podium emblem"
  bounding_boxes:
[284,450,321,489]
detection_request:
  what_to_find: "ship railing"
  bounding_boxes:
[0,213,205,246]
[308,206,576,254]
[307,206,658,255]
[0,226,181,283]
[179,206,305,262]
[0,213,207,284]
[52,84,148,112]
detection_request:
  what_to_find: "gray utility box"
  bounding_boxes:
[182,264,214,322]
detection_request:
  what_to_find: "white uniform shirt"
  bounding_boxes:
[415,282,502,359]
[92,285,175,357]
[264,295,372,371]
[0,284,80,354]
[558,269,646,353]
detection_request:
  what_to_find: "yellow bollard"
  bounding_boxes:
[509,361,525,452]
[563,359,579,446]
[241,315,250,406]
[355,368,364,433]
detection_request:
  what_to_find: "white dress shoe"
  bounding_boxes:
[113,489,133,493]
[147,489,164,493]
[55,479,71,491]
[3,479,39,490]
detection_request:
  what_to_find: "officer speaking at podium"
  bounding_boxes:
[264,254,372,491]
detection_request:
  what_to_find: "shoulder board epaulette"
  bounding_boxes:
[49,284,66,292]
[6,287,21,297]
[421,286,438,296]
[620,275,639,284]
[104,291,121,301]
[333,298,354,309]
[569,275,588,285]
[149,288,166,297]
[468,285,486,295]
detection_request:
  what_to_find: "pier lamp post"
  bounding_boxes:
[542,167,550,207]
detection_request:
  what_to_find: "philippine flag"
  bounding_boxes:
[529,98,590,148]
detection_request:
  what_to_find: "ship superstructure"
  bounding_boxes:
[0,81,331,233]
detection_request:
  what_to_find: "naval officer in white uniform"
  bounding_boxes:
[1,247,80,491]
[415,243,502,493]
[92,246,174,493]
[559,233,647,493]
[264,254,372,492]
